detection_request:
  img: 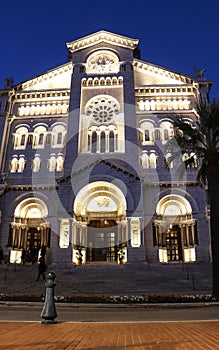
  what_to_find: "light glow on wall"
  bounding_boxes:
[159,248,168,263]
[184,248,196,262]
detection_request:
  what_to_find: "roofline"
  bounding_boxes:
[8,61,72,91]
[67,30,139,53]
[133,58,213,86]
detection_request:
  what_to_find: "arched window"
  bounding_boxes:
[57,132,62,144]
[115,133,118,151]
[100,132,105,153]
[10,156,18,172]
[190,152,199,168]
[88,134,91,152]
[141,151,149,169]
[27,134,33,145]
[165,153,174,168]
[13,126,29,149]
[20,134,26,146]
[154,129,160,141]
[10,155,26,173]
[47,154,56,172]
[182,152,199,168]
[91,131,97,153]
[32,154,41,172]
[160,121,174,143]
[149,151,158,168]
[164,129,169,141]
[109,131,114,152]
[145,129,150,141]
[33,126,47,148]
[182,153,189,162]
[38,133,44,145]
[17,156,26,173]
[56,153,64,171]
[51,124,66,148]
[139,121,155,144]
[46,133,52,145]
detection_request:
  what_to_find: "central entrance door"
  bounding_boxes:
[165,225,182,262]
[26,227,42,263]
[87,220,118,262]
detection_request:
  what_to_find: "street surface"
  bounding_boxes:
[0,302,218,322]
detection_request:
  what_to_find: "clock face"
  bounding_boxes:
[86,97,119,124]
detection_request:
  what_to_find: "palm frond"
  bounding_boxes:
[196,159,208,188]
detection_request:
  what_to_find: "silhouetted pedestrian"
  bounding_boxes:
[30,246,38,264]
[4,246,10,264]
[36,257,47,281]
[0,246,3,264]
[21,249,26,265]
[40,244,47,263]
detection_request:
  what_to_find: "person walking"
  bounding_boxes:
[40,244,47,263]
[4,246,10,264]
[0,246,3,264]
[21,249,26,265]
[36,257,47,281]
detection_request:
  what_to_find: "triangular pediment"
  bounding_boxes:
[133,59,194,86]
[66,30,139,53]
[15,62,72,92]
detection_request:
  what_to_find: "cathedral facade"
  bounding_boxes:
[0,30,212,267]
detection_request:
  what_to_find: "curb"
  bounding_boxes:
[1,301,219,309]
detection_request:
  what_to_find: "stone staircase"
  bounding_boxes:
[0,261,212,298]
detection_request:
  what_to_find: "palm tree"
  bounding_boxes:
[165,98,219,299]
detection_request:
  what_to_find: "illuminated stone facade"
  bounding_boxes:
[0,30,212,267]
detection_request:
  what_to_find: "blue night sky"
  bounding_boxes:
[1,0,219,99]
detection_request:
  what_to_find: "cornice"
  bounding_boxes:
[14,89,70,102]
[6,184,59,191]
[133,59,193,85]
[15,62,72,91]
[135,85,196,96]
[142,180,199,187]
[67,30,139,53]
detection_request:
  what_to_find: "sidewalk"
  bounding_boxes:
[0,320,219,349]
[0,263,218,349]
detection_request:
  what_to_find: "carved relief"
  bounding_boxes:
[87,51,119,74]
[89,54,115,73]
[96,197,110,207]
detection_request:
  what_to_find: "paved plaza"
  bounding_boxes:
[0,320,219,349]
[0,262,218,349]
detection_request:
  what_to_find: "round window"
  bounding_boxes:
[86,97,119,124]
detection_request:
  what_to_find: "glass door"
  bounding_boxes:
[87,220,118,262]
[165,225,182,262]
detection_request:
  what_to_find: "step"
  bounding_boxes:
[0,262,212,296]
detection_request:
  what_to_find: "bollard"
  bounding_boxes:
[41,271,57,324]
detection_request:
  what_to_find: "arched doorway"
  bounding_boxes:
[8,198,50,263]
[165,225,182,261]
[87,219,118,262]
[73,181,127,264]
[153,195,198,263]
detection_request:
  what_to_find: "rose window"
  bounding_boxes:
[86,98,119,124]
